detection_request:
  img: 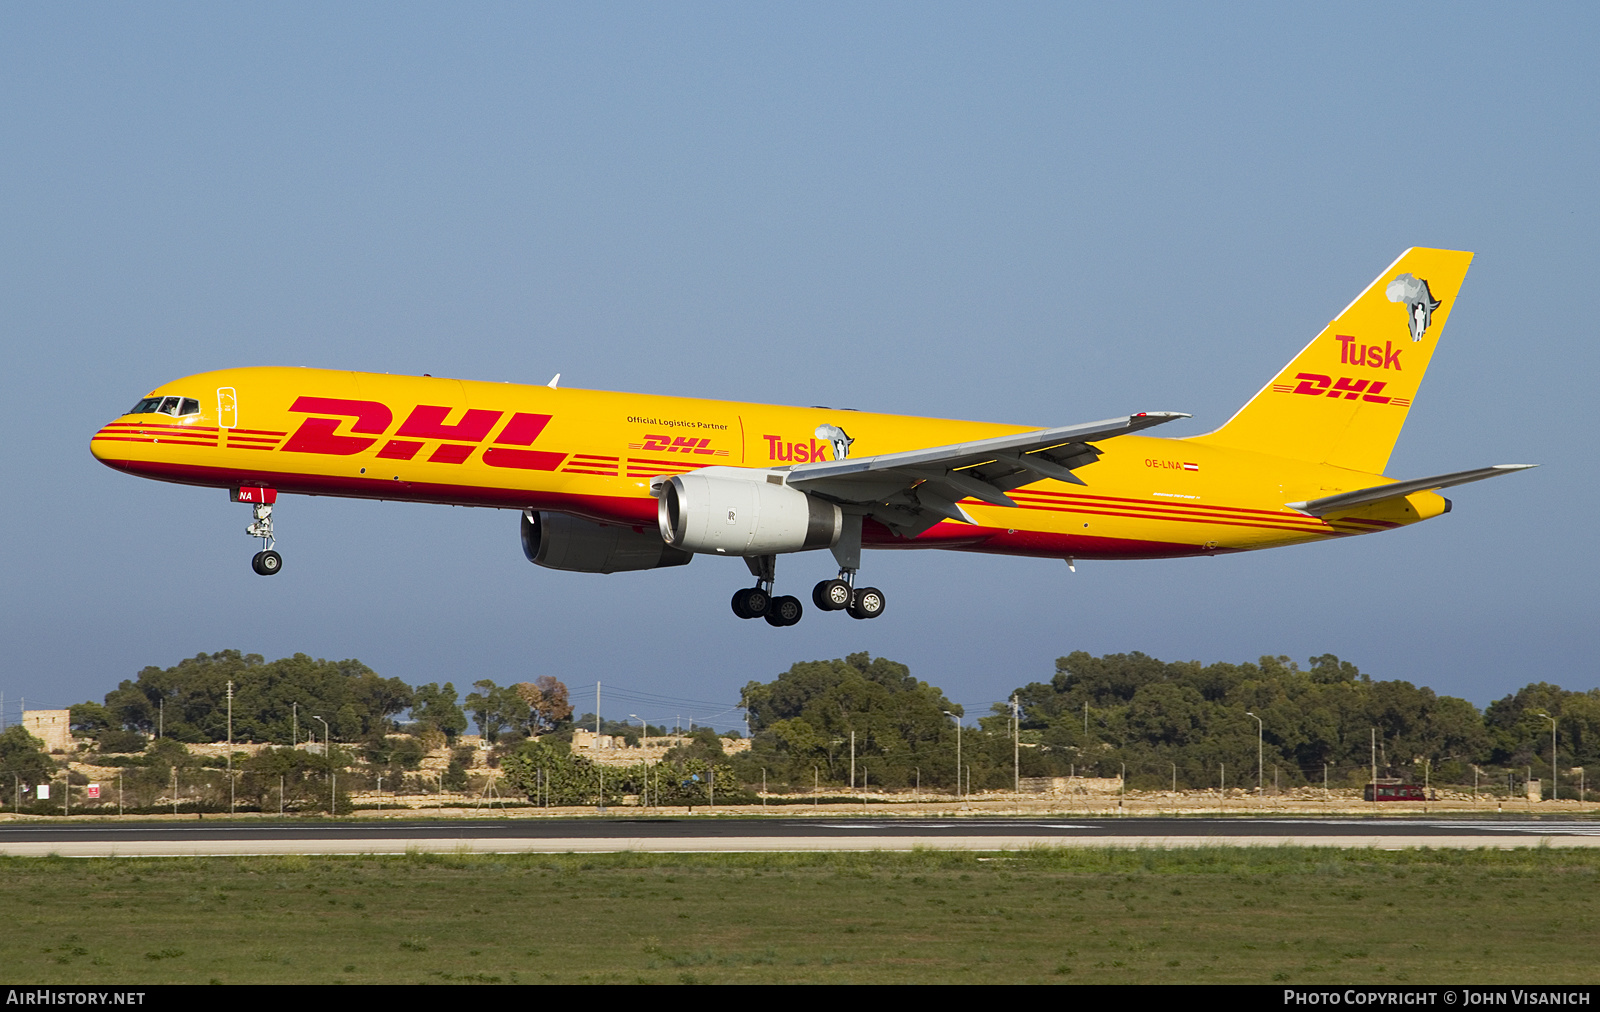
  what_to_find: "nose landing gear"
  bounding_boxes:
[234,486,282,576]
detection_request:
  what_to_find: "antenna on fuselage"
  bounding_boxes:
[547,373,561,389]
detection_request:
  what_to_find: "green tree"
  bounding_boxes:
[465,680,532,744]
[241,746,353,814]
[740,652,961,789]
[69,701,115,738]
[1003,651,1494,789]
[0,726,56,793]
[99,650,412,745]
[501,738,622,806]
[410,682,467,741]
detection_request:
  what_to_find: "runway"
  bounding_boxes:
[2,815,1598,856]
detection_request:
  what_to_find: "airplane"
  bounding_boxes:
[91,247,1533,627]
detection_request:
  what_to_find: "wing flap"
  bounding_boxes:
[788,412,1188,487]
[786,411,1189,531]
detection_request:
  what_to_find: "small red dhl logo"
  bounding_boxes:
[628,434,729,456]
[280,398,564,470]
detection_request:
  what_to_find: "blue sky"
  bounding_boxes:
[2,3,1594,728]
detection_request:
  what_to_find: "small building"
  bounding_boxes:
[22,710,72,752]
[572,730,623,751]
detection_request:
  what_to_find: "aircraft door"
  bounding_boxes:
[217,387,237,428]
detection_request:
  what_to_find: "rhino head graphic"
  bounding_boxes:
[814,423,855,461]
[1385,273,1442,343]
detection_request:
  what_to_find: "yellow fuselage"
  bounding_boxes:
[90,366,1442,560]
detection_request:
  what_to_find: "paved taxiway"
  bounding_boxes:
[2,817,1598,856]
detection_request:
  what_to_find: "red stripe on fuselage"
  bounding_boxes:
[94,458,1379,562]
[92,456,661,526]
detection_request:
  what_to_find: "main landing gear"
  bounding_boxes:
[730,555,885,627]
[235,486,282,576]
[811,571,885,621]
[731,555,802,627]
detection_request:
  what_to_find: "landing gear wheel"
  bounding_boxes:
[765,595,803,627]
[847,586,885,620]
[731,587,770,619]
[813,579,852,611]
[253,550,283,576]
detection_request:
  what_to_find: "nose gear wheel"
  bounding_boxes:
[245,502,282,576]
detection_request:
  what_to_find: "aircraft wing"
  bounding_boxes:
[785,411,1190,536]
[1286,464,1538,517]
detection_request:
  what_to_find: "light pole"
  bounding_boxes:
[1246,712,1264,796]
[314,715,332,814]
[1538,712,1558,801]
[943,711,962,800]
[630,714,645,807]
[1011,695,1020,794]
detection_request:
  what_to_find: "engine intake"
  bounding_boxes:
[658,468,842,555]
[521,511,692,573]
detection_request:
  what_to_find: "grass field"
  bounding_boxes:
[2,847,1596,984]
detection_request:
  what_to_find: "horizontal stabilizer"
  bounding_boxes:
[1286,464,1537,516]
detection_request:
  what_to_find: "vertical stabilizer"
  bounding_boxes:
[1192,248,1474,475]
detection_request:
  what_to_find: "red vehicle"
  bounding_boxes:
[1364,782,1427,801]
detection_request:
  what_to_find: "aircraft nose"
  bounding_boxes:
[89,423,118,461]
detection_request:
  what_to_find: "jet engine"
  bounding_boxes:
[521,510,692,573]
[657,468,842,555]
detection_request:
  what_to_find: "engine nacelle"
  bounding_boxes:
[657,468,842,556]
[521,511,692,573]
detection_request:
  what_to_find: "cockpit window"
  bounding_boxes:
[128,396,202,417]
